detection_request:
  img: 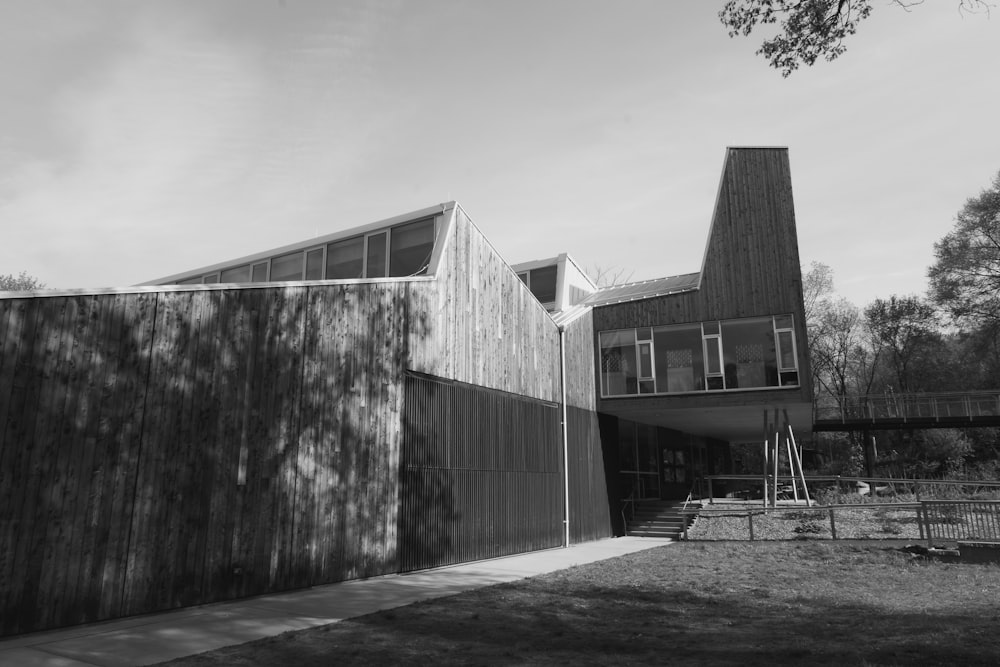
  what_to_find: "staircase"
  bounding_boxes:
[626,500,701,539]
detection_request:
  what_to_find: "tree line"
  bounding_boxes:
[806,171,1000,478]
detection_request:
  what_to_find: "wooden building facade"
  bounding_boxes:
[0,147,809,636]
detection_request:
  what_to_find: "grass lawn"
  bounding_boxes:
[158,542,1000,666]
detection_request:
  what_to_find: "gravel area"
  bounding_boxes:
[687,503,924,541]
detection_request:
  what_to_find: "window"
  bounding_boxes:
[702,321,724,390]
[600,330,638,396]
[365,231,388,278]
[599,315,799,397]
[720,317,778,389]
[270,252,304,281]
[636,328,655,394]
[221,265,252,283]
[326,236,364,279]
[653,323,703,393]
[519,266,559,305]
[167,216,436,285]
[305,248,324,280]
[774,314,799,385]
[251,262,269,282]
[388,218,435,276]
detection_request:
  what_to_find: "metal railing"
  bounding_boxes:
[813,390,1000,426]
[680,499,1000,547]
[919,500,1000,546]
[702,475,1000,504]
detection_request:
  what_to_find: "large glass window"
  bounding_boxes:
[389,218,435,277]
[326,237,364,279]
[528,266,558,304]
[220,264,252,283]
[167,216,437,285]
[653,323,703,393]
[305,248,324,280]
[366,231,388,278]
[721,317,778,389]
[600,329,638,396]
[599,315,799,397]
[270,251,304,281]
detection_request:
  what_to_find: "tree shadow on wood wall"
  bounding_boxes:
[0,281,444,635]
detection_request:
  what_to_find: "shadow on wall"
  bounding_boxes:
[0,282,436,636]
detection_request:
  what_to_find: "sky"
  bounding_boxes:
[1,0,998,307]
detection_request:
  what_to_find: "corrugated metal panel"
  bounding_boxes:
[580,273,701,308]
[399,372,563,572]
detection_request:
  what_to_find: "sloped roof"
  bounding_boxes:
[578,272,700,308]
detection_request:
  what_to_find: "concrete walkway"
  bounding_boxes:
[0,536,673,667]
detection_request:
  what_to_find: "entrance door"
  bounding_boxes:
[659,445,690,499]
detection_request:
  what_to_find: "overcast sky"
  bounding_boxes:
[1,1,997,306]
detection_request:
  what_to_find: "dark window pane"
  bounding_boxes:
[705,337,722,376]
[270,252,304,281]
[721,317,778,388]
[529,265,557,303]
[203,274,219,283]
[252,262,269,282]
[638,342,653,378]
[774,314,793,329]
[326,237,364,279]
[305,248,324,280]
[389,218,435,277]
[366,232,387,278]
[178,277,202,285]
[777,330,796,370]
[654,323,704,393]
[220,265,252,283]
[517,272,528,285]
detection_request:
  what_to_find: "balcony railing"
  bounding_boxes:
[813,390,1000,428]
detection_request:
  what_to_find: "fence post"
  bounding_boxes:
[828,507,837,540]
[748,512,755,541]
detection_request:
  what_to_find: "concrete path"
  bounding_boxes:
[0,536,673,667]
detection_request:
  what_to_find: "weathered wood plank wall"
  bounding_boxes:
[0,205,578,636]
[0,283,427,635]
[424,206,562,403]
[398,372,563,572]
[562,311,614,543]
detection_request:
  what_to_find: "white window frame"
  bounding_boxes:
[774,317,798,372]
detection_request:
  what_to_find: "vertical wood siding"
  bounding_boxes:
[0,205,577,636]
[399,372,563,572]
[562,311,614,543]
[423,206,562,403]
[0,283,426,635]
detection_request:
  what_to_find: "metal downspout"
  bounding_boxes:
[560,327,570,548]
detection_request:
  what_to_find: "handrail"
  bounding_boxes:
[814,390,1000,425]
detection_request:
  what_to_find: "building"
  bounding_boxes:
[0,147,810,636]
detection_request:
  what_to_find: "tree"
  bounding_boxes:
[863,295,940,392]
[0,271,45,291]
[719,1,992,76]
[586,264,635,288]
[928,170,1000,332]
[803,262,865,402]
